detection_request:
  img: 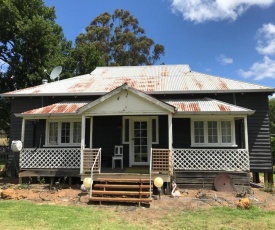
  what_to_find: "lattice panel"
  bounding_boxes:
[82,148,101,174]
[172,149,250,171]
[20,148,80,169]
[152,149,172,174]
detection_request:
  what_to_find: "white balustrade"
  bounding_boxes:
[20,148,81,169]
[172,149,250,171]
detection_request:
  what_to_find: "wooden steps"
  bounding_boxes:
[89,177,153,206]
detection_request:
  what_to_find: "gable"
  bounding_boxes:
[80,85,175,116]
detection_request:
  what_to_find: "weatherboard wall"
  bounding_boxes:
[8,91,273,173]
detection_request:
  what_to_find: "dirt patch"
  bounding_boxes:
[1,176,275,220]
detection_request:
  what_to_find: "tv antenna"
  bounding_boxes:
[44,66,62,81]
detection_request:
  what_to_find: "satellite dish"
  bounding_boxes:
[50,66,62,80]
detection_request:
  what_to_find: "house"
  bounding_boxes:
[2,65,274,195]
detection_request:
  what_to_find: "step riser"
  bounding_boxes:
[90,177,153,204]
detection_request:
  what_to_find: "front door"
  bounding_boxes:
[131,119,151,166]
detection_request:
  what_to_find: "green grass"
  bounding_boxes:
[1,200,275,230]
[164,206,275,230]
[0,200,133,230]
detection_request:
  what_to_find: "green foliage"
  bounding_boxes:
[269,98,275,134]
[0,0,71,89]
[76,9,165,66]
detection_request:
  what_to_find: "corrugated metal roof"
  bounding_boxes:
[163,98,253,114]
[22,102,88,115]
[3,65,274,97]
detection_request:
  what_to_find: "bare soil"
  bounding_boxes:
[1,176,275,223]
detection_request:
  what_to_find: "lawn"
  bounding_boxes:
[1,200,275,230]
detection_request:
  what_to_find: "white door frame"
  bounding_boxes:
[129,117,152,166]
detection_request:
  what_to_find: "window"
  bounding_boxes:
[47,120,81,146]
[49,122,58,145]
[191,119,235,146]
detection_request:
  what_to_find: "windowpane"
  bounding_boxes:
[207,121,218,143]
[49,122,58,144]
[194,121,204,143]
[221,121,232,143]
[73,122,81,143]
[61,122,70,143]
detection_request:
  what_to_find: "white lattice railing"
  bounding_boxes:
[20,148,81,169]
[172,149,250,171]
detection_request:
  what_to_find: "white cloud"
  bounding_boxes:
[217,54,233,65]
[256,23,275,56]
[171,0,275,23]
[238,56,275,80]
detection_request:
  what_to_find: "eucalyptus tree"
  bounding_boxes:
[76,9,165,66]
[0,0,72,89]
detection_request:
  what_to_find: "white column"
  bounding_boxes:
[168,113,173,150]
[244,116,249,151]
[21,118,25,147]
[80,114,86,174]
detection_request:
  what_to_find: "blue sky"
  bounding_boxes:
[44,0,275,88]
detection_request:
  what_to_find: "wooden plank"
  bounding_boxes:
[19,169,80,177]
[96,178,151,183]
[91,191,150,196]
[89,197,152,203]
[94,184,151,189]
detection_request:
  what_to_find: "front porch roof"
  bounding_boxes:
[163,98,255,115]
[15,102,89,118]
[16,93,255,118]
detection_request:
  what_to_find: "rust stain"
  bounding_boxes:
[22,103,87,115]
[161,67,168,76]
[68,78,95,92]
[218,79,229,90]
[179,103,186,111]
[188,102,200,111]
[218,104,231,111]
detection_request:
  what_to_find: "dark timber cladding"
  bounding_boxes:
[235,93,273,172]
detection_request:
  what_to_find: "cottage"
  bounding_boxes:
[2,65,274,202]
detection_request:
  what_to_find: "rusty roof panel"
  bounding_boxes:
[163,98,252,113]
[22,102,88,115]
[3,65,274,97]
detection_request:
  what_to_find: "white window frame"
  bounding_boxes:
[191,118,236,147]
[45,119,82,147]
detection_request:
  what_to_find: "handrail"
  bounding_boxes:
[89,148,102,198]
[149,148,153,198]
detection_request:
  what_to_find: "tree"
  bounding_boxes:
[0,0,72,89]
[269,98,275,135]
[61,43,104,79]
[0,0,73,136]
[76,9,165,66]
